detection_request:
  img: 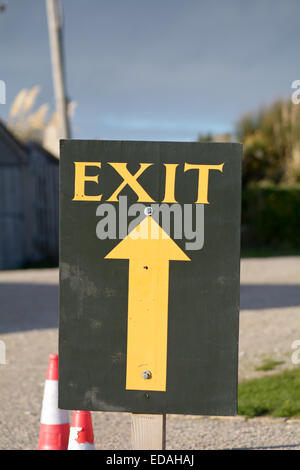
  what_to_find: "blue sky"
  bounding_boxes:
[0,0,299,141]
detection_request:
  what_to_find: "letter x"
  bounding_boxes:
[107,162,154,202]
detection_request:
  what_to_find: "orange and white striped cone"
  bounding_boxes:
[68,410,95,450]
[38,354,70,450]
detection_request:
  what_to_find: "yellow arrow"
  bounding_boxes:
[105,216,190,392]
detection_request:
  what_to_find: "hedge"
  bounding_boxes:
[242,184,300,248]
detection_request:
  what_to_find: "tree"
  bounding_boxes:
[236,99,300,186]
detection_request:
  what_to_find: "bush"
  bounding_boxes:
[242,184,300,249]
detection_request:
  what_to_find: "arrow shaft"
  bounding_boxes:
[126,259,169,391]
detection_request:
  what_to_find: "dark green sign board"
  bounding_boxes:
[59,140,242,415]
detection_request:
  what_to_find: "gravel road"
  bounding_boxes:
[0,257,300,450]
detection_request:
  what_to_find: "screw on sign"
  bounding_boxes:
[144,206,153,216]
[143,370,152,380]
[59,140,242,449]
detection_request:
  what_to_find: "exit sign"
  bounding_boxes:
[59,140,242,415]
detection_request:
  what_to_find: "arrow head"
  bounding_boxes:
[105,216,190,262]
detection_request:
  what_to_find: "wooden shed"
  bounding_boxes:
[0,121,59,269]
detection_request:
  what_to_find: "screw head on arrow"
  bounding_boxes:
[142,370,152,380]
[144,207,153,216]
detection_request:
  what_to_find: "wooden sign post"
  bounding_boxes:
[59,140,242,449]
[131,414,166,450]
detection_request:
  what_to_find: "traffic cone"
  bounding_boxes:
[68,410,95,450]
[38,354,70,450]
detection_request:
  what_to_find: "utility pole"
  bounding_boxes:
[46,0,70,140]
[0,2,7,14]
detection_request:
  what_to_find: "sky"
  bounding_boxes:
[0,0,299,141]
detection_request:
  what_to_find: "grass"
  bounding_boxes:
[238,367,300,418]
[255,359,285,372]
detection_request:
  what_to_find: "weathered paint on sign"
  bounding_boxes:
[59,140,242,415]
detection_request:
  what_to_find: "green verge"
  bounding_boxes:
[238,367,300,418]
[254,359,285,372]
